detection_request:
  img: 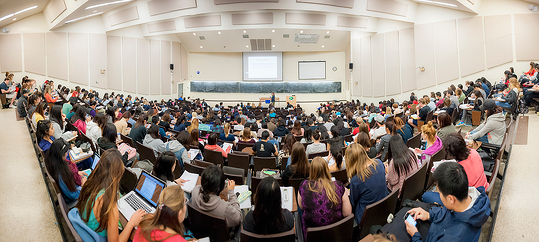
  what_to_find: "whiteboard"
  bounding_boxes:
[298,61,326,80]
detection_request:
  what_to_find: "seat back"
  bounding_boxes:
[187,203,229,241]
[358,189,399,240]
[406,133,421,149]
[57,194,83,242]
[425,149,446,190]
[251,176,282,195]
[223,166,245,185]
[236,142,255,152]
[308,150,329,159]
[399,160,429,208]
[305,214,355,242]
[119,168,137,195]
[68,208,107,242]
[228,152,250,177]
[203,148,225,166]
[344,134,353,142]
[330,169,348,185]
[240,228,295,242]
[253,156,277,172]
[294,135,303,142]
[288,178,304,194]
[486,159,500,198]
[120,134,135,147]
[136,141,157,165]
[426,110,434,122]
[184,161,206,175]
[79,131,97,155]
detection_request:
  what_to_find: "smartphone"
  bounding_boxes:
[405,213,417,227]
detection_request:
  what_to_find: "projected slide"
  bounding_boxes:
[243,52,283,81]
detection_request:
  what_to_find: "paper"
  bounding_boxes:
[188,149,200,161]
[222,142,233,153]
[410,114,418,119]
[434,110,446,114]
[231,185,251,209]
[280,187,293,211]
[179,171,199,193]
[431,159,457,172]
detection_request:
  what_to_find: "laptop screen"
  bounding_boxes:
[135,172,165,207]
[91,154,100,170]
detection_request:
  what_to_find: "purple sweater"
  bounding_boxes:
[421,136,443,162]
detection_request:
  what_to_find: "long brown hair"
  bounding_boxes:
[241,127,252,141]
[137,185,186,241]
[76,149,125,232]
[190,129,200,146]
[291,120,302,136]
[187,118,199,134]
[289,142,310,178]
[345,143,378,182]
[308,157,339,206]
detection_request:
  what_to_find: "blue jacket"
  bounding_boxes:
[349,160,388,223]
[482,83,490,97]
[413,186,490,242]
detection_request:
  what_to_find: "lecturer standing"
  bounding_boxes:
[270,92,275,107]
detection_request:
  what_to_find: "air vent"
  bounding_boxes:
[250,39,272,51]
[283,34,289,38]
[324,35,330,39]
[199,36,205,40]
[294,34,320,44]
[243,34,249,38]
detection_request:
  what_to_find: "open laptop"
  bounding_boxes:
[117,171,166,221]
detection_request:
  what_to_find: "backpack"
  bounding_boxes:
[118,143,137,160]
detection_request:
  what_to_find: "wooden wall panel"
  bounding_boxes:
[123,37,137,93]
[68,33,88,85]
[385,31,400,96]
[107,36,122,91]
[23,33,46,76]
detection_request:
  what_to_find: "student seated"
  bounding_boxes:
[305,129,327,157]
[281,142,311,186]
[436,112,455,141]
[408,98,431,129]
[422,133,488,205]
[17,89,29,117]
[165,131,191,169]
[71,106,90,135]
[375,121,395,161]
[129,114,148,146]
[405,162,490,242]
[205,133,228,158]
[143,125,166,157]
[298,157,352,239]
[238,127,256,143]
[97,124,130,166]
[327,143,345,172]
[291,120,304,136]
[278,134,295,167]
[356,132,377,159]
[76,149,145,242]
[46,139,88,203]
[86,113,107,145]
[386,135,419,197]
[273,120,290,137]
[50,106,77,141]
[191,165,242,228]
[253,131,278,158]
[468,99,506,145]
[345,143,388,224]
[133,185,188,242]
[32,102,46,128]
[152,152,187,187]
[415,121,443,164]
[243,177,295,235]
[37,120,55,152]
[394,117,413,143]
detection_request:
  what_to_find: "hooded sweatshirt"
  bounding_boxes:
[191,185,242,228]
[412,186,491,242]
[470,112,506,145]
[421,136,443,163]
[273,126,290,137]
[86,121,102,145]
[165,140,190,166]
[143,134,165,157]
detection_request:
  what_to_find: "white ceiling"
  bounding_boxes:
[61,0,133,25]
[0,0,48,28]
[177,28,350,52]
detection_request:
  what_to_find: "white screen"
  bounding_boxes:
[243,52,283,81]
[298,61,326,80]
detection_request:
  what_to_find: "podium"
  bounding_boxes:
[286,95,296,106]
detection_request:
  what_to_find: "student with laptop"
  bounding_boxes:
[133,185,188,242]
[76,149,146,242]
[46,139,87,203]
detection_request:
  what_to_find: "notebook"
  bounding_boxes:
[179,171,199,193]
[117,171,166,221]
[280,187,293,211]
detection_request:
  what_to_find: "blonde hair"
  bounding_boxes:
[308,157,339,206]
[44,85,52,95]
[345,143,378,182]
[509,77,522,92]
[385,107,392,115]
[421,121,436,143]
[224,122,231,136]
[187,118,199,134]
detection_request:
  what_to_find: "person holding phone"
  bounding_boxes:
[404,162,490,241]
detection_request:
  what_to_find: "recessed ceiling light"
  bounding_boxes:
[200,46,203,48]
[416,0,457,7]
[322,45,325,48]
[86,0,132,10]
[243,30,246,33]
[0,5,38,22]
[93,10,97,13]
[218,31,221,34]
[65,12,103,24]
[12,18,16,21]
[272,29,275,33]
[246,45,249,48]
[327,31,329,34]
[300,30,303,33]
[272,45,275,47]
[193,33,196,35]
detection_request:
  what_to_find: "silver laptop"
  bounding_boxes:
[117,171,166,221]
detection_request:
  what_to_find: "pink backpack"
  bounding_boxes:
[117,143,137,160]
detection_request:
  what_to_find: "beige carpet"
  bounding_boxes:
[492,114,539,242]
[0,108,62,241]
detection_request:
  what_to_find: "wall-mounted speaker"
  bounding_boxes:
[170,64,174,70]
[349,63,353,70]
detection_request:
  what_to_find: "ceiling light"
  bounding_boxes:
[200,46,203,48]
[65,12,103,24]
[0,5,38,22]
[243,30,247,33]
[12,18,16,21]
[272,45,275,47]
[300,30,303,33]
[322,45,325,48]
[218,31,221,34]
[86,0,132,10]
[272,29,275,33]
[327,31,330,34]
[193,33,196,35]
[93,10,97,13]
[246,45,249,48]
[416,0,457,7]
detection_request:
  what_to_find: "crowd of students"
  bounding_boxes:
[10,65,524,241]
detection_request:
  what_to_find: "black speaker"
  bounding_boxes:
[170,64,174,70]
[349,63,353,70]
